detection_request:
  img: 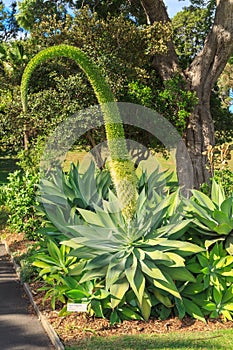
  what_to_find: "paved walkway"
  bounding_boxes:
[0,243,54,350]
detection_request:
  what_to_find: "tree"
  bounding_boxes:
[0,1,19,40]
[140,0,233,189]
[16,0,71,31]
[172,7,211,68]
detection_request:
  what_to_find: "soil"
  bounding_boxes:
[2,231,233,347]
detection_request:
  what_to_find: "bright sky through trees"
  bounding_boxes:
[3,0,191,18]
[165,0,190,17]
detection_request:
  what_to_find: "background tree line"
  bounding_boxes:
[0,0,232,188]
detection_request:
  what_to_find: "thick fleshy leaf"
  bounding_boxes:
[140,292,151,321]
[153,289,173,307]
[213,210,232,226]
[106,258,127,289]
[191,190,216,211]
[157,220,192,239]
[165,252,185,267]
[120,306,142,320]
[79,268,106,283]
[211,180,225,207]
[77,209,104,226]
[125,254,145,306]
[85,253,112,271]
[110,278,129,308]
[221,198,233,217]
[141,260,181,298]
[144,250,173,265]
[66,289,89,300]
[183,297,206,323]
[213,223,233,235]
[162,266,196,282]
[152,277,181,299]
[140,260,170,283]
[156,239,204,256]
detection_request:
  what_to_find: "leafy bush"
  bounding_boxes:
[185,180,233,254]
[2,170,42,239]
[214,168,233,197]
[184,243,233,321]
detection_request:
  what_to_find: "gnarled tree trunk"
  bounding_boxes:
[140,0,233,189]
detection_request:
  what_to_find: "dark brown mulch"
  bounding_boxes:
[2,231,233,346]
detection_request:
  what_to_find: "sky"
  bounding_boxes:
[3,0,191,18]
[165,0,191,17]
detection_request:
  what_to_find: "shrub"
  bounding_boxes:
[2,170,42,239]
[185,179,233,254]
[184,243,233,321]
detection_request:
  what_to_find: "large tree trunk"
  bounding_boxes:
[140,0,233,189]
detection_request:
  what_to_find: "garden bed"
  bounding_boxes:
[2,231,233,348]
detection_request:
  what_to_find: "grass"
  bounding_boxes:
[63,148,177,175]
[64,147,233,177]
[0,157,19,185]
[65,328,233,350]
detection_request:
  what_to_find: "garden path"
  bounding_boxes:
[0,243,54,350]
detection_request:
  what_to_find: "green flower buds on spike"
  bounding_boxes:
[20,44,138,221]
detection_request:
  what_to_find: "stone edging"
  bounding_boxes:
[2,239,65,350]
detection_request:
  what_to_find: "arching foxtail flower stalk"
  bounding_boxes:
[21,44,138,221]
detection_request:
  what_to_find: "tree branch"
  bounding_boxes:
[140,0,180,80]
[186,0,233,91]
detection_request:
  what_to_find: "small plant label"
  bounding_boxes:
[67,303,88,312]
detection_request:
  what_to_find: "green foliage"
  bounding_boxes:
[0,0,19,41]
[128,81,153,108]
[1,170,42,238]
[32,240,81,309]
[156,75,198,133]
[186,180,233,254]
[184,243,233,321]
[16,0,70,31]
[172,6,212,68]
[214,168,233,198]
[36,162,203,322]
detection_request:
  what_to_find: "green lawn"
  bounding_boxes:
[65,328,233,350]
[64,147,233,174]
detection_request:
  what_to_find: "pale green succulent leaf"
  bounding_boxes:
[140,292,151,321]
[79,268,106,283]
[125,254,145,306]
[106,258,127,290]
[191,190,216,211]
[110,278,129,308]
[153,289,173,307]
[211,179,225,207]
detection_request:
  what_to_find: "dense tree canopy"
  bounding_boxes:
[0,0,232,189]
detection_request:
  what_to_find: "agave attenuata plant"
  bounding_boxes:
[38,162,203,320]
